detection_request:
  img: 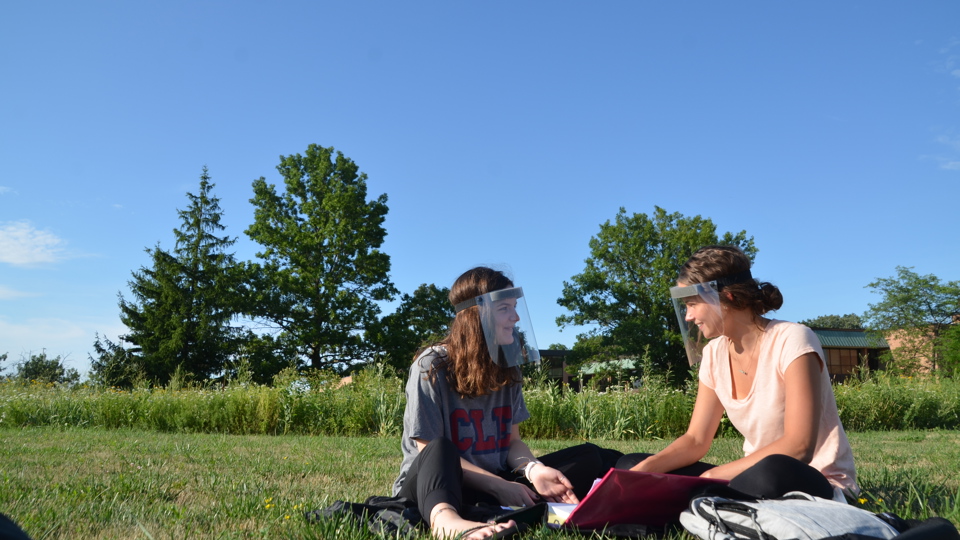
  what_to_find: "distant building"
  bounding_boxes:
[809,328,889,382]
[876,317,958,373]
[537,350,644,391]
[538,349,574,386]
[539,328,893,387]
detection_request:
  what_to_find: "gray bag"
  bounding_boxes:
[679,491,900,540]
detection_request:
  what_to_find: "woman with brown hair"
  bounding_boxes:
[617,246,858,502]
[393,266,621,539]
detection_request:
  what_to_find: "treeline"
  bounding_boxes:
[93,145,455,387]
[2,365,958,437]
[5,143,957,388]
[16,143,771,388]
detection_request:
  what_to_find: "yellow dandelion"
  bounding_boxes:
[285,515,291,520]
[858,498,867,504]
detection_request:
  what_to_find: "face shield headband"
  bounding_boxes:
[454,286,541,367]
[670,281,722,366]
[668,269,754,366]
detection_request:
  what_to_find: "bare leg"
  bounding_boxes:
[429,504,518,540]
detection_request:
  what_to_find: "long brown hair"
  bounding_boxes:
[678,245,783,316]
[427,266,522,398]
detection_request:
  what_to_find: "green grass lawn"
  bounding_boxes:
[1,427,957,539]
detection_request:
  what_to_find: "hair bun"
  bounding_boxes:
[758,282,783,312]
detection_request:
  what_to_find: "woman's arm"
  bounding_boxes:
[506,424,579,504]
[699,353,823,480]
[631,381,724,473]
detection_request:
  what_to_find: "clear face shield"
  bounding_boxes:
[455,287,541,367]
[670,281,723,366]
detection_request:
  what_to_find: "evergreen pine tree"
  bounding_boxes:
[118,167,239,384]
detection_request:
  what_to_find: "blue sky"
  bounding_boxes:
[2,1,958,377]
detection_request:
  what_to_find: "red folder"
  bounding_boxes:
[564,468,729,528]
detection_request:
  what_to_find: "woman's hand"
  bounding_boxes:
[699,467,721,480]
[491,479,540,507]
[503,424,578,504]
[529,464,579,504]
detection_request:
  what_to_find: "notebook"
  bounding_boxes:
[554,468,729,529]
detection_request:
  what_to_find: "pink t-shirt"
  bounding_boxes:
[699,320,858,494]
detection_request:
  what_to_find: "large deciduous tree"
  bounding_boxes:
[557,206,756,380]
[368,283,453,375]
[245,144,396,371]
[938,325,960,377]
[863,266,960,375]
[117,168,240,384]
[799,313,864,329]
[11,352,80,385]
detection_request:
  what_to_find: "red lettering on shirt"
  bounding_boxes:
[449,406,513,454]
[470,409,496,452]
[450,409,473,452]
[492,406,512,448]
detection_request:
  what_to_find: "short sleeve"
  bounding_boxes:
[513,385,531,424]
[698,340,720,390]
[774,324,823,376]
[403,352,445,443]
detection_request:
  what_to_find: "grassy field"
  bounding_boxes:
[1,428,957,539]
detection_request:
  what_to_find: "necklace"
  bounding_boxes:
[729,318,768,377]
[730,339,760,376]
[732,357,751,376]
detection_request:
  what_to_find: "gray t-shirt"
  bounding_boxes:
[392,346,531,496]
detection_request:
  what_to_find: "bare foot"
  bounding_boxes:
[431,508,517,540]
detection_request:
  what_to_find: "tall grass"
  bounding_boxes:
[2,366,959,436]
[0,365,405,436]
[834,374,960,431]
[521,361,696,440]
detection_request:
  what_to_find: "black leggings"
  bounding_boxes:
[615,453,834,499]
[398,438,623,522]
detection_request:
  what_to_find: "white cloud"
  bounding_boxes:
[929,135,960,171]
[934,38,960,81]
[0,316,123,376]
[0,221,67,266]
[0,186,12,195]
[0,316,89,365]
[0,317,87,342]
[936,135,960,151]
[0,286,34,300]
[940,37,960,55]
